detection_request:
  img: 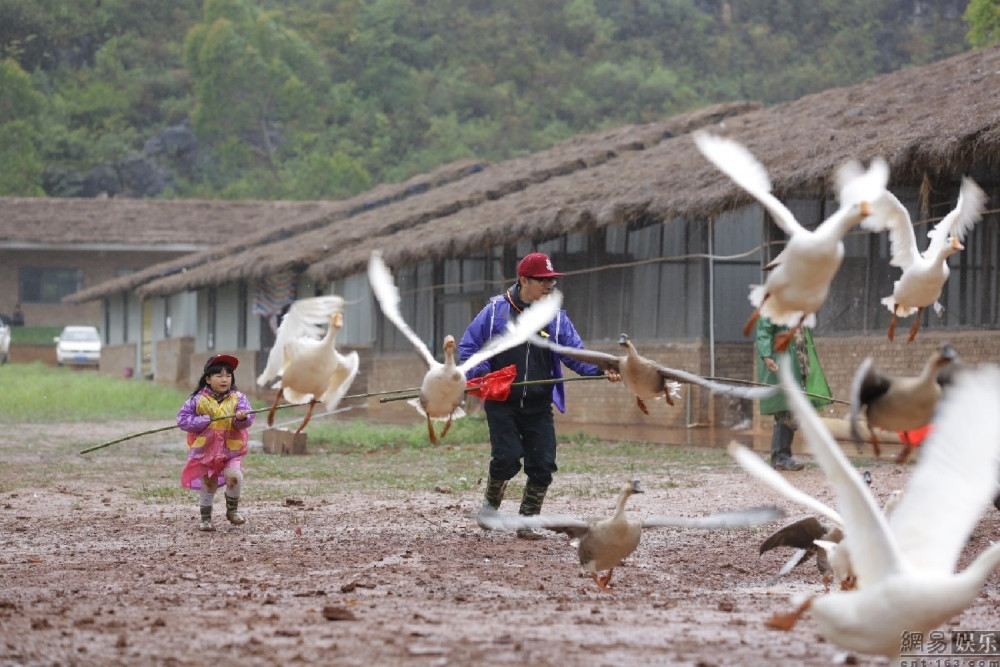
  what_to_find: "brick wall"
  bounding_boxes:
[10,344,56,365]
[362,332,999,451]
[364,340,759,448]
[100,343,138,378]
[808,330,997,421]
[366,352,428,424]
[554,340,757,449]
[154,337,195,386]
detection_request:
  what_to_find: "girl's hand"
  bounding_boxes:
[235,410,247,421]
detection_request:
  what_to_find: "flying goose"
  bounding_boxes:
[368,250,561,443]
[256,295,360,434]
[529,332,778,414]
[731,356,1000,662]
[477,480,782,592]
[693,132,888,351]
[848,343,958,459]
[869,178,986,342]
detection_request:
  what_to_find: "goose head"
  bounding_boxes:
[441,334,457,366]
[614,479,644,515]
[942,236,965,258]
[617,333,633,349]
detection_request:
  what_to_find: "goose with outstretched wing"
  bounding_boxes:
[530,332,778,414]
[368,250,562,443]
[694,131,887,352]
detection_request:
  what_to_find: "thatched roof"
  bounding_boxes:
[0,197,305,247]
[304,45,1000,282]
[73,44,1000,300]
[134,101,758,298]
[62,158,487,303]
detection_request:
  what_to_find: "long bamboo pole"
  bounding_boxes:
[80,380,450,454]
[702,375,847,406]
[380,374,845,406]
[79,403,299,455]
[79,384,433,455]
[378,374,607,403]
[81,373,841,454]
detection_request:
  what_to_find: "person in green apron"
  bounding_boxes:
[754,316,832,470]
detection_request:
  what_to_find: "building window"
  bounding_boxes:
[19,267,83,303]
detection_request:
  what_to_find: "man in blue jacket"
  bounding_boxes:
[459,252,619,539]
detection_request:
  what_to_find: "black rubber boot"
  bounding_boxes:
[483,476,508,511]
[199,505,214,532]
[770,420,803,471]
[225,494,245,525]
[516,481,548,540]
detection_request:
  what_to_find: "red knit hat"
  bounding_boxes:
[517,252,563,278]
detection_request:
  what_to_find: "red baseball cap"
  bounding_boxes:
[517,252,564,278]
[204,354,239,372]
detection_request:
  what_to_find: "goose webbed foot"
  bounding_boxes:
[426,416,439,444]
[294,399,318,435]
[765,596,814,631]
[439,415,454,440]
[593,570,615,593]
[636,397,650,415]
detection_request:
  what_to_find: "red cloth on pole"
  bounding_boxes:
[466,365,517,402]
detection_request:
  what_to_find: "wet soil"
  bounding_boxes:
[1,422,998,666]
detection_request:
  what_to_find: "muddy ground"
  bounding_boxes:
[1,421,998,666]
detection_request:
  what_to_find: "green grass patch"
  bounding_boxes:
[10,326,62,345]
[0,362,191,423]
[304,415,491,451]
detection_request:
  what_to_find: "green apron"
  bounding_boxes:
[755,317,831,415]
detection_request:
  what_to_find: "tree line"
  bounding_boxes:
[0,0,993,200]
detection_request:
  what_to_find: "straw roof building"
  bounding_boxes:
[25,45,1000,445]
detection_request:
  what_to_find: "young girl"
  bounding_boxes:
[176,354,255,531]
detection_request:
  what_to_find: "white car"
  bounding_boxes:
[55,326,102,366]
[0,321,9,364]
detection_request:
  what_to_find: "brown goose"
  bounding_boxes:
[476,480,782,592]
[530,333,778,414]
[849,343,959,459]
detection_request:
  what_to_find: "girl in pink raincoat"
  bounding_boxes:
[177,354,254,531]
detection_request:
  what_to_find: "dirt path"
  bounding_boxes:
[1,422,998,665]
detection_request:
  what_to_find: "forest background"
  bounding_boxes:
[1,0,999,201]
